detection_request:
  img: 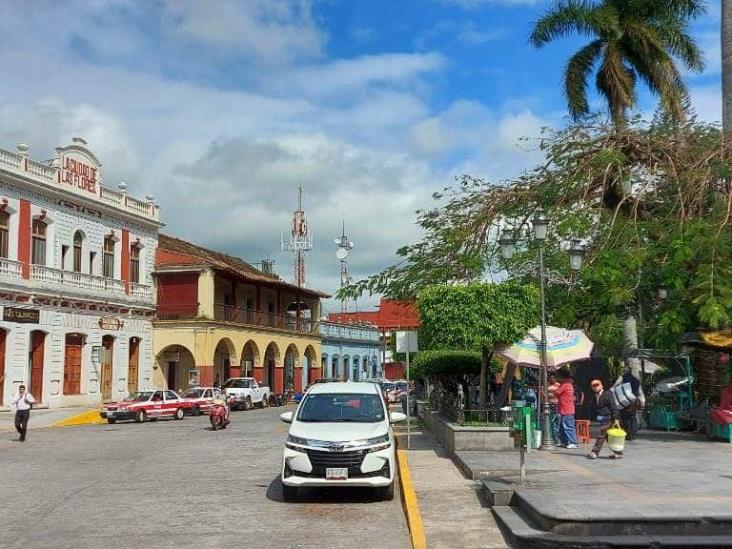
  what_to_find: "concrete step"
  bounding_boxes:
[514,491,732,537]
[481,479,515,507]
[493,506,732,549]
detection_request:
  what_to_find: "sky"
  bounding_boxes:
[0,0,722,314]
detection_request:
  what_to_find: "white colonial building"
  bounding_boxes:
[0,138,161,408]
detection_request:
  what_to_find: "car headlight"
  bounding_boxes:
[350,433,389,447]
[286,434,310,450]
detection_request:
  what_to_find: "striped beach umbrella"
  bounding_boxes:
[498,326,594,370]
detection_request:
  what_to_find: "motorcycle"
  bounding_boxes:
[209,398,231,430]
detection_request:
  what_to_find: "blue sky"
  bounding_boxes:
[0,0,722,311]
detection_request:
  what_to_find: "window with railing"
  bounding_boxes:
[130,242,141,283]
[103,236,115,278]
[0,210,8,259]
[31,218,46,266]
[73,231,83,272]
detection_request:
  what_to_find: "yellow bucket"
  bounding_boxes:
[607,420,626,453]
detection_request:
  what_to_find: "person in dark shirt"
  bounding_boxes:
[588,379,622,459]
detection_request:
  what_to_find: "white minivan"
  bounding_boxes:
[279,381,406,501]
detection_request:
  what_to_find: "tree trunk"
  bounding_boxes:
[610,102,627,132]
[479,346,491,415]
[622,316,642,377]
[723,0,732,135]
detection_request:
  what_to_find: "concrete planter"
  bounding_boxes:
[420,408,512,453]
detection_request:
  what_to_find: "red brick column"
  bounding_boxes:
[198,365,214,387]
[294,366,303,393]
[309,364,322,383]
[275,365,284,394]
[253,366,264,384]
[18,199,30,279]
[229,366,241,378]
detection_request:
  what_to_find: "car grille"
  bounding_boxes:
[305,448,366,477]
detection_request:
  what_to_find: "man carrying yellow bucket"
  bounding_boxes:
[587,379,626,459]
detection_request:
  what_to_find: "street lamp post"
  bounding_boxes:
[499,214,585,451]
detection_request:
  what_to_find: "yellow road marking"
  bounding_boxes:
[52,409,106,427]
[397,447,427,549]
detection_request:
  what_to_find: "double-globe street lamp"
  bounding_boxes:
[498,211,586,450]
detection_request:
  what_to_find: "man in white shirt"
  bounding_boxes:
[11,384,35,442]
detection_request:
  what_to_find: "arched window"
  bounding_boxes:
[31,218,46,265]
[73,231,83,272]
[103,235,115,278]
[130,242,141,283]
[0,210,9,259]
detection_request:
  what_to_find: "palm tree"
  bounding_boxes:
[723,0,732,135]
[531,0,705,130]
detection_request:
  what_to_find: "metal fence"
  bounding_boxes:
[425,380,510,426]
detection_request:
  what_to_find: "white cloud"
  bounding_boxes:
[161,0,326,63]
[690,85,722,124]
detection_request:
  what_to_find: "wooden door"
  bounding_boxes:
[0,330,6,406]
[30,331,45,401]
[101,336,114,401]
[167,362,177,390]
[64,334,83,395]
[128,338,139,395]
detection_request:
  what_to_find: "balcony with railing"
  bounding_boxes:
[156,303,318,335]
[27,264,153,302]
[0,258,24,281]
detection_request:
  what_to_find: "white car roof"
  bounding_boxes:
[307,381,380,395]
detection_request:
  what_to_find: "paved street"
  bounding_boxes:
[0,406,410,549]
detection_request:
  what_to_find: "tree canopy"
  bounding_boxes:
[530,0,705,128]
[339,114,732,360]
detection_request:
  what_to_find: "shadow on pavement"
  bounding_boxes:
[266,475,385,504]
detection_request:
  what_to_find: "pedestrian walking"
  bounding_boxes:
[11,384,35,442]
[554,371,578,449]
[613,365,645,440]
[587,379,623,459]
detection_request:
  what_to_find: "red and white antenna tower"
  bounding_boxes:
[281,186,313,287]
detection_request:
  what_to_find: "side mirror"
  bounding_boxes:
[280,411,294,424]
[390,412,407,423]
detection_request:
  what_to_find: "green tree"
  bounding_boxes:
[417,282,538,410]
[530,0,705,129]
[724,0,732,135]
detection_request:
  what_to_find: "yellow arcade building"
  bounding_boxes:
[152,235,327,395]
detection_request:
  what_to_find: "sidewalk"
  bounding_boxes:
[397,426,508,549]
[0,406,102,433]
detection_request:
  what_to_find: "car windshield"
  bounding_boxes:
[182,388,205,398]
[222,379,251,389]
[124,392,152,402]
[298,393,385,423]
[383,383,395,391]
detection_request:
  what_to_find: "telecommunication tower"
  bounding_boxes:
[334,218,355,312]
[281,187,313,287]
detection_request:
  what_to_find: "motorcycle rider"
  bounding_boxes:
[211,389,230,425]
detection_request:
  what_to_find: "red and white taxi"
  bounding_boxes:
[100,390,192,424]
[181,386,223,416]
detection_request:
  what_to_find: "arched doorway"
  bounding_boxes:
[240,340,260,377]
[29,330,46,401]
[0,329,6,405]
[303,345,317,389]
[101,335,115,401]
[352,356,360,382]
[263,342,280,391]
[128,337,140,395]
[63,333,85,396]
[284,344,299,392]
[343,356,350,381]
[332,355,340,379]
[214,338,236,386]
[156,345,195,392]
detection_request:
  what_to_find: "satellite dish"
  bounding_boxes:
[336,247,349,260]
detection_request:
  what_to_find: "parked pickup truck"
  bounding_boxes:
[221,377,270,410]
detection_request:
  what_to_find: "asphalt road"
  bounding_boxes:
[0,406,410,549]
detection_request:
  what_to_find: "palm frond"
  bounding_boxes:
[596,43,636,117]
[564,39,605,118]
[654,20,704,72]
[530,0,615,47]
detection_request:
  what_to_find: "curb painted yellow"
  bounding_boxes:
[52,409,106,427]
[397,446,427,549]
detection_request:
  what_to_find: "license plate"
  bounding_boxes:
[326,468,348,480]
